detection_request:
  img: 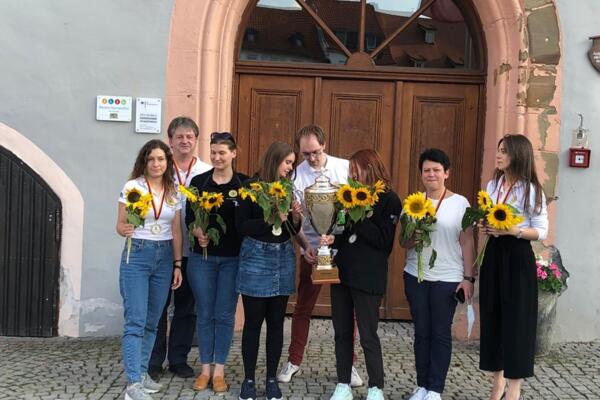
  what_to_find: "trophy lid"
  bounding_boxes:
[305,172,339,195]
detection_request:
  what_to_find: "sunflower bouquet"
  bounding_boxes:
[400,192,437,282]
[179,185,226,259]
[461,190,524,267]
[238,179,296,236]
[335,179,386,228]
[123,187,153,263]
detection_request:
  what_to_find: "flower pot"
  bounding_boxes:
[535,290,558,356]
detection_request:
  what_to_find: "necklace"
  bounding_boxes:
[174,157,197,186]
[426,187,447,213]
[145,177,166,235]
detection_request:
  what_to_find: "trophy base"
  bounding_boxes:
[311,266,341,285]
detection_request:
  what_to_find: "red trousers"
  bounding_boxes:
[288,257,357,365]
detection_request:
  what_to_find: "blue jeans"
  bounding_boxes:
[119,239,173,384]
[404,272,458,393]
[187,253,239,364]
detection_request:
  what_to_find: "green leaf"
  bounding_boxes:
[206,227,220,246]
[461,207,486,231]
[401,221,416,243]
[428,248,437,269]
[348,207,363,223]
[215,214,227,233]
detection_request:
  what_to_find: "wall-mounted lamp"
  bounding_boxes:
[589,35,600,72]
[569,114,591,168]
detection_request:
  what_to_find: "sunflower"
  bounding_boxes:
[337,184,356,208]
[249,182,263,191]
[178,184,197,203]
[353,187,372,207]
[372,180,386,203]
[239,188,257,203]
[269,181,287,198]
[477,190,493,211]
[125,187,142,204]
[487,203,523,230]
[134,194,152,218]
[206,193,224,210]
[404,192,429,220]
[425,203,437,218]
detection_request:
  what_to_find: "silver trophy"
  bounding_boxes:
[304,173,341,284]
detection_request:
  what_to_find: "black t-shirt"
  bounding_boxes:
[185,169,249,257]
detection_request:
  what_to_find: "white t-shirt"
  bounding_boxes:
[486,179,548,241]
[294,154,349,250]
[404,194,470,282]
[119,177,182,241]
[175,157,212,256]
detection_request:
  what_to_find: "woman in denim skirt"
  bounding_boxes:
[185,132,248,393]
[116,140,183,400]
[236,141,303,400]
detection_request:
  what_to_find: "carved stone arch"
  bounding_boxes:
[0,122,84,337]
[165,0,560,178]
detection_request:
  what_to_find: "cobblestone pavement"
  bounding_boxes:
[1,319,599,400]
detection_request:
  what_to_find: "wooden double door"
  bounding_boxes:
[234,73,482,319]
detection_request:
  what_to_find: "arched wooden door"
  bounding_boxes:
[233,0,486,319]
[0,146,62,336]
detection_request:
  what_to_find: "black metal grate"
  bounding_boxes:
[0,146,61,337]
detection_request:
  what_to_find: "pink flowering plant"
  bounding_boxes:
[536,255,565,293]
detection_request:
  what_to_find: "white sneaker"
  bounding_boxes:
[124,383,152,400]
[350,366,363,387]
[141,373,162,393]
[330,383,353,400]
[423,391,442,400]
[277,361,300,383]
[409,387,427,400]
[367,386,385,400]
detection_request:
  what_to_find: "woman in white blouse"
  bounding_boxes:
[478,134,548,400]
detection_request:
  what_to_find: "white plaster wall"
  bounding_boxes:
[554,0,600,341]
[0,0,175,336]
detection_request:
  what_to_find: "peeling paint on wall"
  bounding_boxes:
[540,151,559,202]
[538,106,557,148]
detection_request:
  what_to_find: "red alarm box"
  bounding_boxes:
[569,147,591,168]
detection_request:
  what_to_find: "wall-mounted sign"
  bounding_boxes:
[135,98,162,134]
[589,35,600,73]
[96,95,132,122]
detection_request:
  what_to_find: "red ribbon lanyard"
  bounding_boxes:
[495,177,515,204]
[174,157,197,186]
[426,187,447,213]
[145,178,166,221]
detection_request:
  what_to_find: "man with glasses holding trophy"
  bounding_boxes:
[277,125,363,388]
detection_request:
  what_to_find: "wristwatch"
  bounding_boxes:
[463,275,476,283]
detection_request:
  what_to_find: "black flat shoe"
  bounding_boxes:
[169,362,195,378]
[148,364,163,381]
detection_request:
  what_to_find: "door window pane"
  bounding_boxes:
[239,0,479,69]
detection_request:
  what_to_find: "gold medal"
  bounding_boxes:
[151,224,162,235]
[229,189,238,197]
[272,226,282,236]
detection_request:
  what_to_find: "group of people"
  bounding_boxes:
[116,117,548,400]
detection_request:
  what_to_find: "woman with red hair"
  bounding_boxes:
[323,149,402,400]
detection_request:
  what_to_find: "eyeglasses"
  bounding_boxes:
[210,131,236,144]
[301,149,323,159]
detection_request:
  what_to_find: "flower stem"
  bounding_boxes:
[474,236,490,268]
[417,249,424,283]
[126,237,131,264]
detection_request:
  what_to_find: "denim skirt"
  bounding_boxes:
[237,236,296,297]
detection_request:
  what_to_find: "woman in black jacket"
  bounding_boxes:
[324,149,402,400]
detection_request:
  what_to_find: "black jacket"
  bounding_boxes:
[332,190,402,295]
